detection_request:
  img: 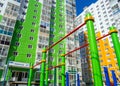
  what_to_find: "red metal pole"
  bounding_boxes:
[46,22,86,51]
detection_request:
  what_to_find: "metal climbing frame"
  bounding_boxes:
[27,13,120,86]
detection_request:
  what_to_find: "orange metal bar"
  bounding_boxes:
[46,22,86,51]
[64,33,110,56]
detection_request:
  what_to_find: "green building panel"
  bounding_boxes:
[0,15,3,80]
[7,0,42,64]
[5,0,43,81]
[0,70,3,80]
[0,15,3,22]
[48,0,66,85]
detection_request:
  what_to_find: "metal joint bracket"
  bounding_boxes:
[41,60,46,63]
[109,29,118,34]
[84,16,94,23]
[61,54,65,57]
[42,49,47,53]
[60,63,65,66]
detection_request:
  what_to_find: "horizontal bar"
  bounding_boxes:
[46,63,65,71]
[32,60,46,68]
[64,33,110,56]
[46,22,86,51]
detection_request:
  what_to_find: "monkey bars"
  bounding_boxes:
[28,13,120,86]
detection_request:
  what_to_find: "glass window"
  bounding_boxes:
[13,51,18,56]
[28,45,32,48]
[27,54,31,58]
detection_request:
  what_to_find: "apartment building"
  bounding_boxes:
[0,0,81,86]
[109,0,120,38]
[0,0,20,80]
[75,0,120,85]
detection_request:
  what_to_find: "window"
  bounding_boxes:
[17,33,21,38]
[32,22,36,26]
[15,42,20,46]
[27,54,31,58]
[28,45,32,48]
[19,26,23,29]
[35,4,38,7]
[59,76,62,80]
[13,51,18,56]
[0,3,3,7]
[108,64,112,68]
[30,37,34,40]
[59,24,63,28]
[31,29,34,32]
[33,16,36,19]
[34,10,38,13]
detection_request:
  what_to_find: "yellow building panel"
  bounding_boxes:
[84,31,120,82]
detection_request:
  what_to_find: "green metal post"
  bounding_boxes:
[109,26,120,68]
[45,64,49,86]
[85,13,103,86]
[40,48,46,86]
[61,54,65,86]
[28,63,33,86]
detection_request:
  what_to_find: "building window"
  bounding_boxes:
[34,10,38,13]
[108,64,112,68]
[17,33,21,38]
[28,45,32,48]
[59,24,63,28]
[27,54,31,58]
[32,22,36,26]
[0,3,3,7]
[59,76,62,80]
[13,51,18,56]
[30,37,34,40]
[19,25,23,29]
[33,16,36,19]
[15,42,20,46]
[31,29,34,32]
[35,4,38,7]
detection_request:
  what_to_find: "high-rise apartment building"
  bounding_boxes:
[0,0,81,86]
[109,0,120,38]
[0,0,20,80]
[75,0,120,85]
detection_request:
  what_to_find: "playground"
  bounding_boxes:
[2,13,120,86]
[27,13,120,86]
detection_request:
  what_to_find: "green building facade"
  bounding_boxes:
[48,0,66,85]
[2,0,77,86]
[5,0,43,81]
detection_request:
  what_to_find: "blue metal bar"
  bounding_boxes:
[77,74,80,86]
[103,67,111,86]
[66,72,69,86]
[111,70,117,86]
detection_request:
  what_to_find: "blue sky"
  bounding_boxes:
[76,0,97,15]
